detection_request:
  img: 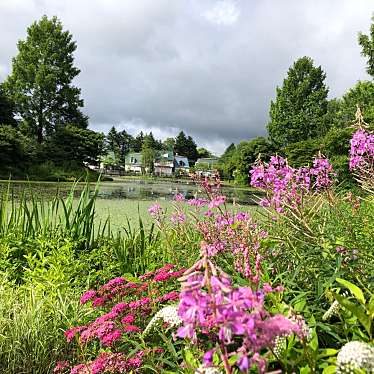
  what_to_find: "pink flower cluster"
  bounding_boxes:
[177,258,303,373]
[61,264,183,373]
[54,352,143,374]
[349,128,374,170]
[250,155,335,212]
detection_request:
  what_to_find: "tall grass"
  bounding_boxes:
[0,276,87,374]
[0,180,108,248]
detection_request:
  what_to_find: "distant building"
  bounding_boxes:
[195,157,219,176]
[154,152,174,176]
[125,152,143,173]
[174,155,190,175]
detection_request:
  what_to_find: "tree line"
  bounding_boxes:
[217,16,374,185]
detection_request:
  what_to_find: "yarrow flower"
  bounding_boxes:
[143,305,182,336]
[336,341,374,373]
[80,290,96,304]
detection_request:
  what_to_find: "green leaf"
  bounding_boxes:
[332,292,371,335]
[322,365,337,374]
[317,349,338,359]
[336,278,366,305]
[299,365,312,374]
[368,294,374,316]
[309,328,319,351]
[183,350,197,367]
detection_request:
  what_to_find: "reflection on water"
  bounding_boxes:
[0,180,261,205]
[96,180,260,205]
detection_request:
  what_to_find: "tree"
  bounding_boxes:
[4,15,87,143]
[197,147,212,158]
[46,125,104,165]
[141,136,155,174]
[337,81,374,127]
[231,137,274,184]
[0,84,17,126]
[174,131,199,163]
[132,131,144,152]
[267,56,329,147]
[106,126,134,164]
[358,15,374,79]
[163,137,175,151]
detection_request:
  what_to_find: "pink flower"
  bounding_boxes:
[174,193,185,201]
[123,324,141,333]
[148,203,163,217]
[208,195,226,209]
[170,212,186,224]
[111,302,128,315]
[80,290,96,305]
[100,330,122,346]
[121,314,135,324]
[53,361,70,373]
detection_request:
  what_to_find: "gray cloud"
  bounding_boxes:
[0,0,372,154]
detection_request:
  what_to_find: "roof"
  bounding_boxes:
[174,155,189,168]
[155,151,174,162]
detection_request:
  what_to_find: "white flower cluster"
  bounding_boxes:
[143,305,182,336]
[322,300,340,321]
[323,292,349,321]
[336,341,374,374]
[195,366,222,374]
[273,335,287,357]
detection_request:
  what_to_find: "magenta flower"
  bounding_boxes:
[80,290,97,305]
[148,203,163,217]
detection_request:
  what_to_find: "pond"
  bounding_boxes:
[0,179,262,231]
[0,179,261,205]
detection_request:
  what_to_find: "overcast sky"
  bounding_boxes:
[0,0,373,154]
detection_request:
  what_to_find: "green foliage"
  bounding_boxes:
[142,137,156,174]
[226,137,274,184]
[0,125,25,165]
[358,14,374,79]
[335,81,374,127]
[4,16,87,143]
[174,131,199,164]
[284,138,321,167]
[197,147,212,158]
[0,83,17,127]
[45,124,104,166]
[105,126,134,165]
[267,56,329,147]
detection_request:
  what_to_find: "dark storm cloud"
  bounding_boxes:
[0,0,372,154]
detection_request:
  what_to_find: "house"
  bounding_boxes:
[174,155,190,175]
[154,151,174,176]
[125,152,143,173]
[195,157,219,176]
[153,152,190,176]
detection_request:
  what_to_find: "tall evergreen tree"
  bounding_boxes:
[358,15,374,79]
[267,56,329,147]
[174,131,198,162]
[132,131,144,152]
[4,15,87,143]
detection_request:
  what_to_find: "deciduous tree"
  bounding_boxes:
[4,16,87,143]
[267,56,329,147]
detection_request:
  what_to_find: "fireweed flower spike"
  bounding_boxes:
[177,244,303,373]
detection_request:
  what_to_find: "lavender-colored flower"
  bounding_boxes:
[148,203,163,217]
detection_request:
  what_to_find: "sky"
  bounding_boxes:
[0,0,373,155]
